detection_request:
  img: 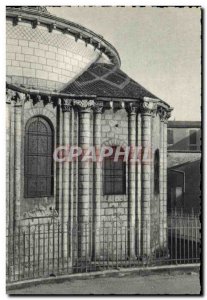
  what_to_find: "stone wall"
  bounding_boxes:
[7,98,58,222]
[100,108,128,226]
[6,19,110,91]
[7,92,168,261]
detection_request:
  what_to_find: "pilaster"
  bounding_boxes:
[73,99,95,259]
[126,102,137,258]
[163,108,173,247]
[92,101,103,259]
[61,98,72,257]
[140,98,157,256]
[157,106,166,247]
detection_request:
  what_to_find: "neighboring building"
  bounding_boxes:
[167,121,201,214]
[6,6,173,270]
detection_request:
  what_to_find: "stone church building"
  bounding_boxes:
[6,6,173,264]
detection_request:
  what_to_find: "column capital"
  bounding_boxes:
[140,98,158,116]
[6,89,25,106]
[73,99,95,113]
[62,98,72,112]
[157,106,167,122]
[93,101,104,114]
[6,88,16,104]
[126,102,138,115]
[164,107,173,124]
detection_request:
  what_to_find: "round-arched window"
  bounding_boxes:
[24,117,54,198]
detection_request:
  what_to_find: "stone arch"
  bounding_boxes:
[24,106,56,129]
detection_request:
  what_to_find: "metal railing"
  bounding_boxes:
[6,213,201,283]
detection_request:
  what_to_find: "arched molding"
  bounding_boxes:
[24,106,56,128]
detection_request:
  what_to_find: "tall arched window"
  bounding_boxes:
[24,117,53,198]
[154,149,160,195]
[103,146,126,195]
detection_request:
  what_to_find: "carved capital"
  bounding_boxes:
[62,98,72,112]
[126,102,138,115]
[6,89,16,103]
[140,99,158,116]
[73,99,95,112]
[164,107,173,124]
[16,92,26,104]
[166,108,173,119]
[16,91,26,105]
[157,106,167,122]
[6,89,25,105]
[93,101,104,114]
[36,94,42,102]
[47,95,52,103]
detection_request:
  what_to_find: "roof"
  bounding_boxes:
[7,6,50,14]
[6,7,120,66]
[61,63,159,100]
[168,121,201,128]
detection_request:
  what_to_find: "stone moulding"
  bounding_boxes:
[6,83,173,118]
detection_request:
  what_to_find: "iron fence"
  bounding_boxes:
[6,213,201,284]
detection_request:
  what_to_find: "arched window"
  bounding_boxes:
[154,149,160,195]
[103,146,126,195]
[24,117,53,198]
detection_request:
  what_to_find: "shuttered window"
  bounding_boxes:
[24,117,53,198]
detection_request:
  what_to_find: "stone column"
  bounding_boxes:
[157,107,166,247]
[61,98,72,257]
[14,92,25,226]
[93,101,103,259]
[126,103,137,258]
[73,99,94,260]
[56,98,63,226]
[69,106,75,259]
[6,89,15,233]
[140,99,157,256]
[163,109,172,247]
[6,89,15,232]
[6,94,10,231]
[136,111,142,257]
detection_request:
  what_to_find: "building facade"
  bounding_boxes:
[6,6,173,267]
[167,121,201,213]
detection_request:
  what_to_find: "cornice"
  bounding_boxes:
[6,83,173,117]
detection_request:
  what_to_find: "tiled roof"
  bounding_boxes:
[61,63,159,100]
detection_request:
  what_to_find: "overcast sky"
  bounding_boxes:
[48,6,201,121]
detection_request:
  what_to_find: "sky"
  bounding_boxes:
[48,6,201,121]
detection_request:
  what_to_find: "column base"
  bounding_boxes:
[127,254,138,261]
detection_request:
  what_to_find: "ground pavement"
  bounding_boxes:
[8,270,201,295]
